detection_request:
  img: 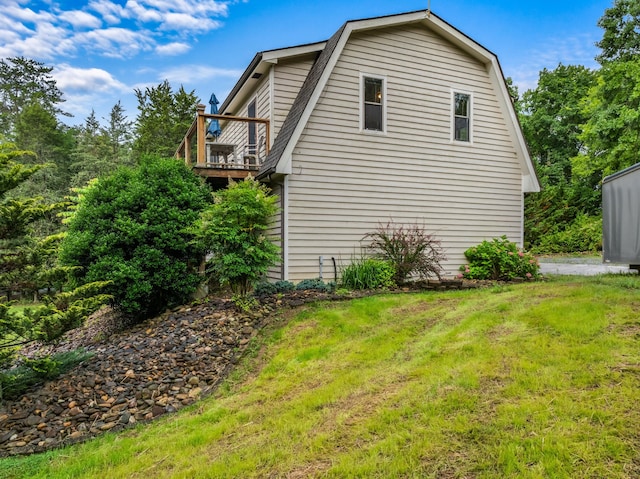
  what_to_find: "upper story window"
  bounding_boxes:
[361,74,386,133]
[453,92,471,142]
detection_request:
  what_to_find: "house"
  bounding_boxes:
[178,9,540,282]
[602,162,640,269]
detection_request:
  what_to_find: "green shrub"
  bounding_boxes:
[340,257,395,290]
[253,280,295,297]
[231,294,259,312]
[533,213,602,254]
[253,282,277,297]
[59,157,211,320]
[199,177,280,296]
[461,236,540,280]
[295,278,334,292]
[0,349,93,401]
[274,280,294,293]
[365,221,445,284]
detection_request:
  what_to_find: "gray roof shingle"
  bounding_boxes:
[257,23,346,179]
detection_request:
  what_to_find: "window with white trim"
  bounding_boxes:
[453,92,471,142]
[362,75,385,132]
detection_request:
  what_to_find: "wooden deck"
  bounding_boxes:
[175,104,270,180]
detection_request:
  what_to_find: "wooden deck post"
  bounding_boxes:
[196,104,206,167]
[184,131,191,166]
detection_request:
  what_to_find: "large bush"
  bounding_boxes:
[532,213,602,254]
[365,221,445,284]
[198,177,279,296]
[59,157,211,319]
[461,236,540,280]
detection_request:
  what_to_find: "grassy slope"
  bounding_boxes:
[3,276,640,478]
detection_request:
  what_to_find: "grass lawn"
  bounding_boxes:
[2,276,640,478]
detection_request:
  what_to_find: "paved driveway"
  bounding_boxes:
[538,257,637,276]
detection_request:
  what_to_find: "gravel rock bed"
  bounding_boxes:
[0,298,269,457]
[0,280,473,457]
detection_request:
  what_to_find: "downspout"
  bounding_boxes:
[332,257,337,283]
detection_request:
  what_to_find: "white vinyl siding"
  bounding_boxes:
[285,24,523,281]
[216,55,313,158]
[273,56,315,138]
[265,182,284,281]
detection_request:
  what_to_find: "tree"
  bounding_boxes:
[102,101,133,165]
[60,157,211,319]
[198,177,280,296]
[521,64,597,186]
[596,0,640,64]
[133,81,199,159]
[519,64,599,250]
[13,103,75,205]
[0,145,54,300]
[572,0,640,194]
[0,57,68,138]
[574,59,640,181]
[70,103,135,188]
[0,144,109,395]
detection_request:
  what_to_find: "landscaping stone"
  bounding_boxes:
[0,280,477,457]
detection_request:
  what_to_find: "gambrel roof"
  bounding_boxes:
[221,9,540,193]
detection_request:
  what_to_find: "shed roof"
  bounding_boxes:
[602,162,640,184]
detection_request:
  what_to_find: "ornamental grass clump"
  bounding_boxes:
[340,257,395,290]
[461,235,540,280]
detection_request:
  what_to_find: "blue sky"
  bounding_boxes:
[1,0,613,126]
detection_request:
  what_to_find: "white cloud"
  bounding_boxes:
[125,0,164,23]
[59,10,102,29]
[0,21,75,59]
[1,0,235,125]
[74,28,156,58]
[87,0,126,25]
[160,12,222,32]
[3,4,56,24]
[160,65,243,83]
[156,42,192,55]
[508,32,600,93]
[0,0,230,61]
[54,64,129,93]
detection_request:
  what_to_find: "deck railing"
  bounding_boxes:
[175,104,270,177]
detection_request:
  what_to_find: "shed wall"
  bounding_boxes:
[603,165,640,264]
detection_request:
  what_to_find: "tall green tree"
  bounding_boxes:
[13,103,75,205]
[133,80,199,159]
[521,64,597,186]
[102,101,133,165]
[0,57,68,138]
[596,0,640,64]
[0,144,109,391]
[71,103,135,187]
[574,59,640,181]
[573,0,640,188]
[520,64,598,250]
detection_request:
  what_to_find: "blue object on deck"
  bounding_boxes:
[207,93,222,138]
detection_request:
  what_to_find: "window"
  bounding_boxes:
[453,92,471,142]
[362,75,385,132]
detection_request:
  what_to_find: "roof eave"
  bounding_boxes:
[219,42,326,115]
